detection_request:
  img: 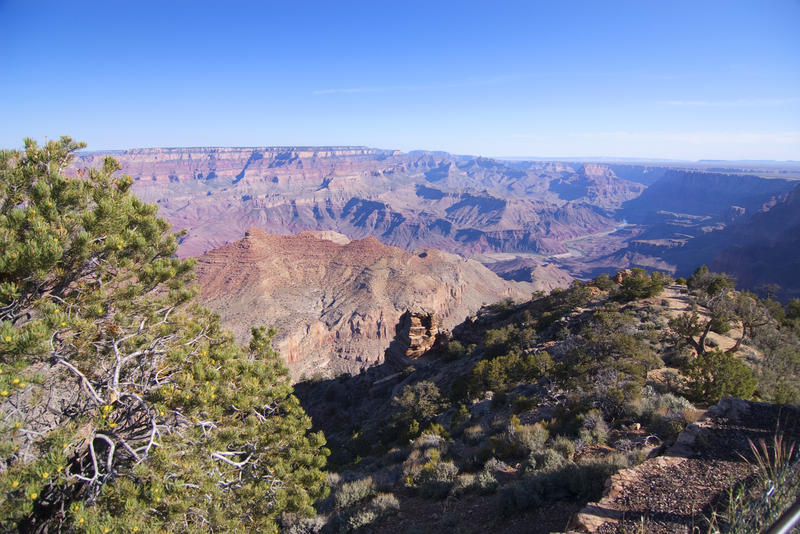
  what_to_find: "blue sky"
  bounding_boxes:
[1,1,798,160]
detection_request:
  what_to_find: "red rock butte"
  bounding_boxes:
[195,228,533,380]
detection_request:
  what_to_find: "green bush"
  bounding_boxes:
[393,381,444,424]
[686,349,757,403]
[476,467,499,494]
[443,340,468,361]
[616,268,669,301]
[591,272,617,291]
[552,436,576,461]
[577,409,609,445]
[467,351,552,395]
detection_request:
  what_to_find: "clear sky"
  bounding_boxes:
[1,0,798,160]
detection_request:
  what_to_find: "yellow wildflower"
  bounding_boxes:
[11,480,19,488]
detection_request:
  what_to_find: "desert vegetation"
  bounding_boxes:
[295,262,800,532]
[2,138,798,533]
[0,139,328,532]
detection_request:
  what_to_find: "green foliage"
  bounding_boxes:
[787,299,800,320]
[533,280,592,331]
[466,351,552,396]
[758,345,800,405]
[590,272,616,291]
[494,457,627,516]
[512,394,539,413]
[577,409,609,445]
[686,349,757,403]
[615,268,669,301]
[688,264,736,296]
[0,138,328,532]
[442,339,467,361]
[392,381,444,425]
[559,308,660,418]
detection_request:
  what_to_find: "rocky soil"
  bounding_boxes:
[571,399,800,533]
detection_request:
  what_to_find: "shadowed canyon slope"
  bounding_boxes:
[194,229,533,378]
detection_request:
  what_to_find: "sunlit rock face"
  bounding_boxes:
[74,147,643,258]
[194,228,533,379]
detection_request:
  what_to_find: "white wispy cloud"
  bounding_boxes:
[313,75,526,95]
[658,97,800,107]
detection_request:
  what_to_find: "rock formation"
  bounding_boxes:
[73,148,645,258]
[194,229,533,379]
[72,147,800,297]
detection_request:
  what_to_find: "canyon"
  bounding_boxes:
[72,147,800,375]
[194,228,532,378]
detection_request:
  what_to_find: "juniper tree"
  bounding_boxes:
[0,137,328,532]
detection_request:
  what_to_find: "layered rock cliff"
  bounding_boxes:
[74,148,644,258]
[194,229,534,379]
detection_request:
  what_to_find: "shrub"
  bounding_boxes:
[334,477,376,510]
[686,349,757,403]
[280,514,326,534]
[419,460,459,498]
[577,409,609,445]
[591,272,617,291]
[475,468,499,494]
[424,422,450,440]
[616,268,668,301]
[516,423,550,455]
[393,381,444,424]
[709,315,732,334]
[443,340,468,361]
[451,403,471,429]
[346,493,400,530]
[450,473,477,496]
[552,436,576,460]
[512,394,540,413]
[463,424,486,445]
[468,351,552,395]
[531,448,567,471]
[758,345,800,405]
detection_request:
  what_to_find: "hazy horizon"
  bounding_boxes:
[2,1,798,160]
